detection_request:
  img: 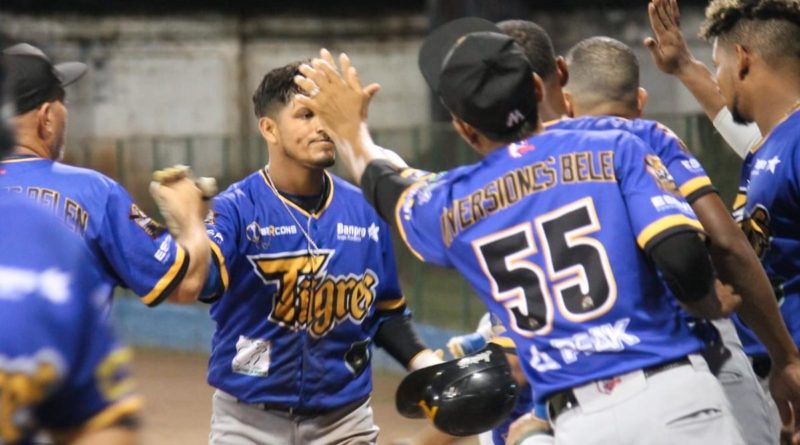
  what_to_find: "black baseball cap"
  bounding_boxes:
[419,17,537,140]
[395,343,519,436]
[3,43,87,115]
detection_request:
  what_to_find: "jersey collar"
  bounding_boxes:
[259,168,335,219]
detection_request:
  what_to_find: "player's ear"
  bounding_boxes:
[258,116,279,146]
[556,56,569,87]
[451,117,480,147]
[636,87,648,117]
[36,102,53,140]
[734,44,751,80]
[563,91,576,118]
[532,73,545,104]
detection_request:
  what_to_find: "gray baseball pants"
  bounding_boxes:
[706,319,780,445]
[209,390,379,445]
[551,355,745,445]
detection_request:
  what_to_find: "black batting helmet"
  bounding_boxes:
[395,342,519,436]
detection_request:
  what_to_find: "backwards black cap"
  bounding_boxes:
[418,17,537,140]
[395,343,519,436]
[3,43,87,115]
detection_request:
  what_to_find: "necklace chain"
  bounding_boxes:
[264,166,321,258]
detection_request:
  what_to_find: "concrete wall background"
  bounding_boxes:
[2,6,715,144]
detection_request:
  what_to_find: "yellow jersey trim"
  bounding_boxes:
[637,215,704,249]
[209,240,229,291]
[542,117,567,129]
[678,176,712,198]
[752,104,800,154]
[393,181,427,262]
[376,296,406,311]
[489,336,516,350]
[140,244,187,305]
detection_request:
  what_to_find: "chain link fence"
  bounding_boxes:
[70,113,743,331]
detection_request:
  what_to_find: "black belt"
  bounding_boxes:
[239,396,369,417]
[548,357,692,421]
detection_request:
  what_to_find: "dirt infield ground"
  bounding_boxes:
[133,348,478,445]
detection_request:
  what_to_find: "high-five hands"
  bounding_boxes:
[293,49,388,183]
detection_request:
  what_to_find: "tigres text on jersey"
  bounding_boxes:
[0,196,141,445]
[0,155,189,307]
[395,129,706,403]
[202,170,405,410]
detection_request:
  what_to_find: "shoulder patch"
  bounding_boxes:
[129,204,165,239]
[644,154,679,194]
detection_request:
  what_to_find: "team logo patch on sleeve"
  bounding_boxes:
[129,204,165,239]
[741,204,772,258]
[644,155,679,194]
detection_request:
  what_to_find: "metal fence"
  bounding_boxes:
[74,113,743,331]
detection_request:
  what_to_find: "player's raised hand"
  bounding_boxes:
[294,49,380,143]
[644,0,694,75]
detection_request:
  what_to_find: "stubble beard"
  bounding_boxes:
[731,95,752,125]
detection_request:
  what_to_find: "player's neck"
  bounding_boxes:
[13,139,53,160]
[752,81,800,136]
[266,160,325,196]
[577,103,638,120]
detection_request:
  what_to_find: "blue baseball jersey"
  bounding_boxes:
[0,195,141,445]
[203,169,405,409]
[731,108,800,355]
[0,156,189,307]
[547,116,715,203]
[395,129,705,403]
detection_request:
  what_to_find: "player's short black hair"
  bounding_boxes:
[496,20,558,82]
[252,60,309,118]
[565,37,639,111]
[700,0,800,61]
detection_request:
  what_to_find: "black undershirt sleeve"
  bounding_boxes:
[361,159,417,227]
[373,313,429,368]
[649,230,715,303]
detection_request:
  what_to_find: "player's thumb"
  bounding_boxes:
[364,83,381,100]
[643,37,657,52]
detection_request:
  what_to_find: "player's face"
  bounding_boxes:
[273,98,335,169]
[712,39,751,125]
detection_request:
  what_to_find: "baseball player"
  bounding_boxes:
[0,53,141,445]
[550,35,790,444]
[0,43,210,308]
[193,61,439,445]
[295,18,745,444]
[700,0,800,438]
[644,0,762,158]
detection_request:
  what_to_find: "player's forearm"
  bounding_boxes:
[170,223,211,304]
[711,237,800,365]
[331,123,388,185]
[692,195,799,362]
[673,59,727,122]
